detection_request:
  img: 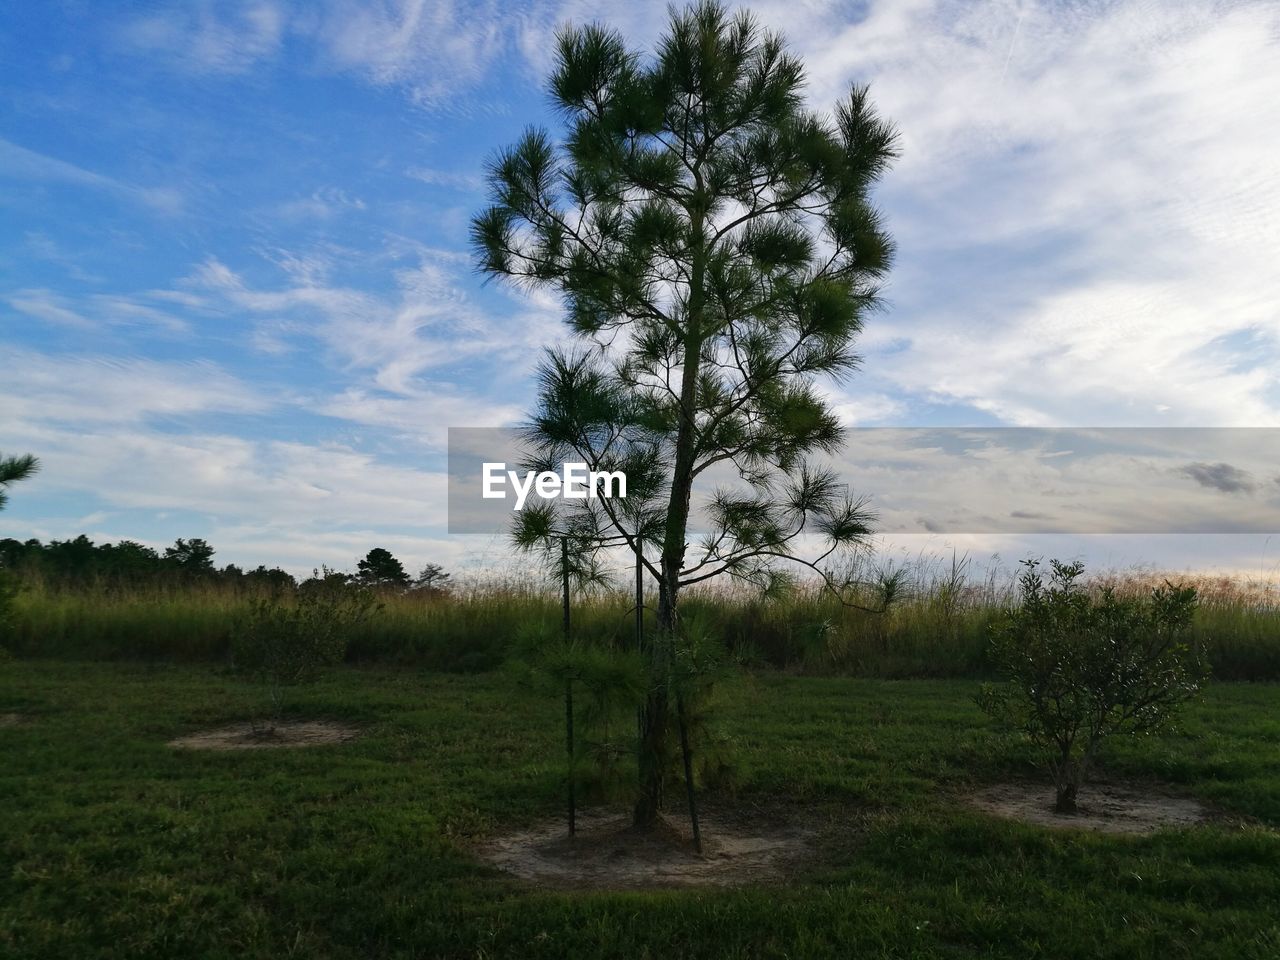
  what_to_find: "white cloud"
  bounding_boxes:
[15,0,1280,576]
[310,0,509,107]
[404,166,484,192]
[0,349,267,426]
[185,246,562,400]
[276,187,368,221]
[509,0,1280,428]
[118,1,286,74]
[7,289,194,335]
[7,290,95,330]
[0,138,183,214]
[777,0,1280,427]
[1,422,452,573]
[318,389,524,445]
[0,347,456,573]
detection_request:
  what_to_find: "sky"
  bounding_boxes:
[2,0,1279,580]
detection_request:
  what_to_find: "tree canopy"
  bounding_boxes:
[473,0,896,603]
[356,548,411,587]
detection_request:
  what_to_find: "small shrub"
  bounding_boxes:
[231,569,378,727]
[977,559,1206,813]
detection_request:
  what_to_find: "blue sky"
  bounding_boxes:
[2,0,1279,578]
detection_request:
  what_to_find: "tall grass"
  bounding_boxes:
[5,557,1280,679]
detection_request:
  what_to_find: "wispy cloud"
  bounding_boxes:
[276,187,367,221]
[22,233,104,284]
[184,246,561,399]
[8,0,1280,576]
[778,0,1280,427]
[0,349,267,425]
[6,289,193,335]
[7,290,95,330]
[117,0,286,75]
[0,138,183,213]
[310,0,509,108]
[404,166,484,192]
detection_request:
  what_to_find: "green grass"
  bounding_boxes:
[3,662,1279,958]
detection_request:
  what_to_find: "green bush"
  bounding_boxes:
[231,571,378,726]
[978,560,1206,812]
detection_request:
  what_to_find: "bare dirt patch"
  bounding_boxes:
[969,781,1208,835]
[0,712,26,727]
[168,720,359,751]
[479,808,822,890]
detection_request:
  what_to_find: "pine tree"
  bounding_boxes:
[473,1,897,827]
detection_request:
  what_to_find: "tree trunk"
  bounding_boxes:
[562,537,575,836]
[1055,780,1078,814]
[633,188,706,830]
[565,677,576,836]
[634,426,700,828]
[677,693,702,853]
[1054,755,1082,813]
[633,578,674,827]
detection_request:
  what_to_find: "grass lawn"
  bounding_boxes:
[2,661,1279,959]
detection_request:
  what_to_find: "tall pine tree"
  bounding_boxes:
[473,1,897,827]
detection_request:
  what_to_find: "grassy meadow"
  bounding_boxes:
[7,559,1280,679]
[2,662,1279,959]
[4,561,1280,957]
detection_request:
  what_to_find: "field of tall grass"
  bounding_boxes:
[7,555,1280,679]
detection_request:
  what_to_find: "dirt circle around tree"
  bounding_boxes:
[968,781,1209,835]
[479,807,826,890]
[168,720,360,750]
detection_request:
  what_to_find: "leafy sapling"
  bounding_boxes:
[978,560,1205,813]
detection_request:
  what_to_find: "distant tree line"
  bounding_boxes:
[0,536,448,593]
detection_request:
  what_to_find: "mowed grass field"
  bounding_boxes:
[2,662,1279,959]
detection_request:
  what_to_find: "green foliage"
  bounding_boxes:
[667,613,740,790]
[978,560,1207,812]
[8,560,1280,681]
[163,537,216,573]
[357,548,411,587]
[0,451,39,512]
[0,449,37,656]
[475,0,898,595]
[231,569,379,723]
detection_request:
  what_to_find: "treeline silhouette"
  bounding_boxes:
[0,535,295,590]
[0,536,450,594]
